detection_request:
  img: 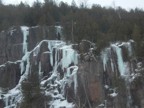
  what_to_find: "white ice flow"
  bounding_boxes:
[2,26,79,108]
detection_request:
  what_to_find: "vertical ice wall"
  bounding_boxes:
[101,41,133,76]
[2,39,78,108]
[112,44,126,76]
[20,26,29,54]
[101,41,133,108]
[1,26,29,108]
[1,25,78,108]
[40,40,78,108]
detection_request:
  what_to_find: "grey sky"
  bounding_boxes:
[3,0,144,10]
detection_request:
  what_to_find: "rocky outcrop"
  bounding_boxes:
[0,26,144,108]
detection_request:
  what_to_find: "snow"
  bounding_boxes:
[99,104,105,107]
[33,44,40,57]
[0,64,5,68]
[104,85,109,89]
[50,99,74,108]
[0,60,21,68]
[110,92,118,97]
[2,87,21,108]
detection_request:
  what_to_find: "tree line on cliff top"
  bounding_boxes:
[0,0,144,57]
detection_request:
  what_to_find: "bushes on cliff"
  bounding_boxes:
[20,64,47,108]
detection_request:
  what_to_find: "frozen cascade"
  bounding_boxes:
[112,44,125,76]
[61,45,78,70]
[20,26,29,54]
[101,49,109,71]
[1,37,78,108]
[55,26,63,36]
[101,41,133,108]
[38,62,42,79]
[101,41,133,76]
[64,66,78,95]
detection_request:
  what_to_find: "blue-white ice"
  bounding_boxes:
[20,26,29,54]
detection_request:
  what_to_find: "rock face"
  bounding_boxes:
[0,26,144,108]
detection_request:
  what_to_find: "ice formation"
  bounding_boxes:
[112,44,125,76]
[1,26,78,108]
[20,26,29,54]
[101,41,133,77]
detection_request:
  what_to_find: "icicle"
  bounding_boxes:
[101,50,108,71]
[65,66,78,95]
[61,45,78,70]
[48,41,53,66]
[39,62,42,79]
[1,39,79,108]
[50,99,74,108]
[103,53,107,71]
[111,59,114,72]
[73,66,78,95]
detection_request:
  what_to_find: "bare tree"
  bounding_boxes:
[79,0,88,8]
[83,0,88,8]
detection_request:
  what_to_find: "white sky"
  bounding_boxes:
[3,0,144,10]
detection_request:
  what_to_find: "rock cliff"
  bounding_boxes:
[0,26,144,108]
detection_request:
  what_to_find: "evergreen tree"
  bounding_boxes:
[132,24,143,57]
[20,65,45,108]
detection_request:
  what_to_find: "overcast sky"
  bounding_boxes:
[3,0,144,10]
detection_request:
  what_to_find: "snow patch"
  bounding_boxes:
[50,99,74,108]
